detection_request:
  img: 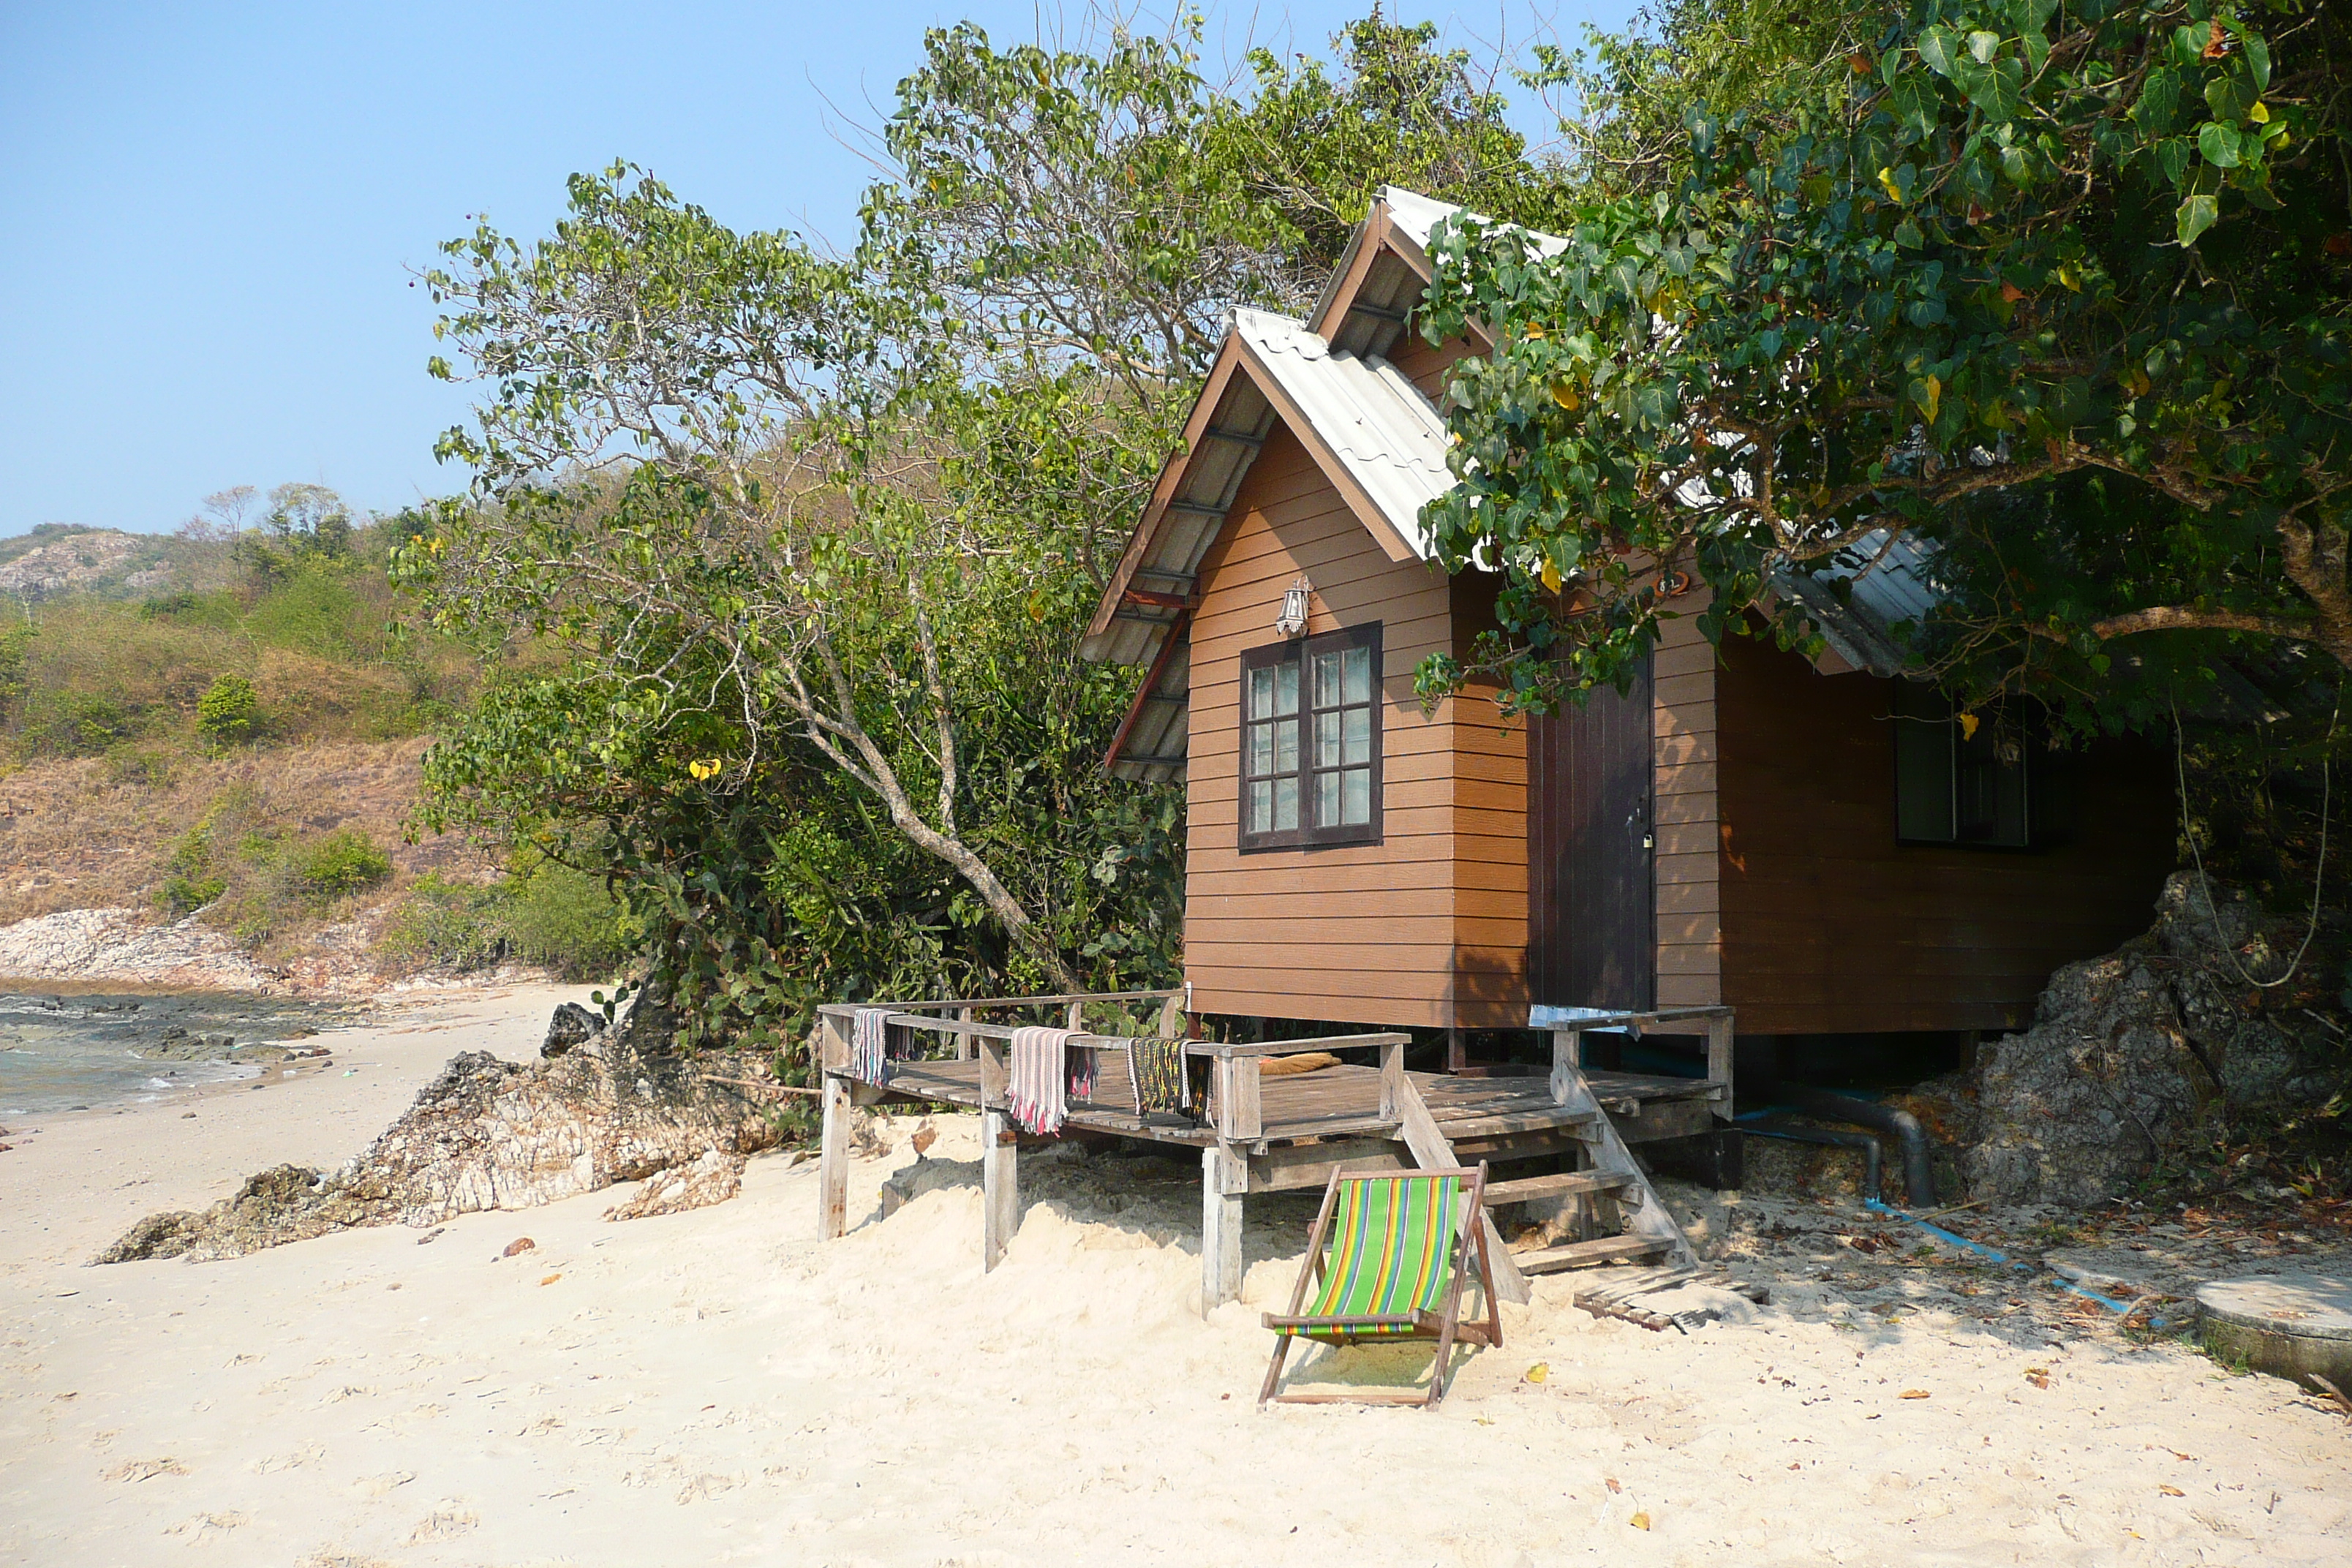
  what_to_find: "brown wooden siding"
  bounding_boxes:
[1715,634,2174,1035]
[1653,593,1722,1008]
[1185,418,1528,1030]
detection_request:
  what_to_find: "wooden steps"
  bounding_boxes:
[1512,1234,1673,1275]
[1424,1049,1703,1279]
[1479,1169,1636,1207]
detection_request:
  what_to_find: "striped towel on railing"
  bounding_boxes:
[851,1007,890,1082]
[1008,1025,1094,1136]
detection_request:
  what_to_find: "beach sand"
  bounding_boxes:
[1,990,2345,1566]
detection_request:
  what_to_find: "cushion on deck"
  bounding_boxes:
[1278,1175,1459,1338]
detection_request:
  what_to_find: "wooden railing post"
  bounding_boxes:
[1705,1012,1734,1107]
[1213,1053,1262,1142]
[1549,1028,1582,1105]
[1378,1041,1404,1124]
[957,1005,974,1060]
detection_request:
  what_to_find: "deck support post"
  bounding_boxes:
[978,1035,1018,1270]
[982,1109,1019,1271]
[1202,1142,1246,1313]
[818,1072,850,1241]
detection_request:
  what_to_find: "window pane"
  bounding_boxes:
[1248,666,1273,720]
[1313,650,1341,709]
[1343,706,1371,766]
[1314,769,1339,827]
[1342,767,1371,825]
[1273,717,1298,772]
[1342,644,1371,705]
[1248,721,1273,780]
[1248,780,1272,833]
[1893,685,1955,843]
[1273,660,1299,716]
[1273,775,1298,831]
[1314,709,1341,769]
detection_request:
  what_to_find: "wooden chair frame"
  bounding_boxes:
[1258,1163,1499,1409]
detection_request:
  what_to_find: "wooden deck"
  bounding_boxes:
[872,1052,1718,1150]
[813,991,1735,1313]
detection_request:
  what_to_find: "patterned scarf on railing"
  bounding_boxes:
[1126,1037,1190,1115]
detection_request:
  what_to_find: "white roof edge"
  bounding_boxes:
[1227,307,1453,563]
[1380,184,1570,260]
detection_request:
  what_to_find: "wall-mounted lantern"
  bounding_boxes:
[1275,575,1312,638]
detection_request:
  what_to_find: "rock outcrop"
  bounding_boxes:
[1927,873,2351,1207]
[96,991,781,1263]
[0,908,280,990]
[540,1000,607,1058]
[603,1147,745,1221]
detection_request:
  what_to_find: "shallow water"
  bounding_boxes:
[0,991,372,1116]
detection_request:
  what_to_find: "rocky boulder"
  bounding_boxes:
[1926,873,2352,1208]
[540,1000,608,1058]
[97,990,782,1263]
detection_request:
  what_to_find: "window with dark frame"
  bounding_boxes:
[1240,623,1382,850]
[1893,682,2035,848]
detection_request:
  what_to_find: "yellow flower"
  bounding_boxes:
[687,758,723,780]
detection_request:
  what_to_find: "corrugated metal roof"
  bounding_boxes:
[1767,529,1948,677]
[1229,307,1452,562]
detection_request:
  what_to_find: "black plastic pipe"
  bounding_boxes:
[1779,1085,1937,1207]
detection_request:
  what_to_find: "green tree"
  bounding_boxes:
[407,14,1568,1041]
[1416,0,2351,729]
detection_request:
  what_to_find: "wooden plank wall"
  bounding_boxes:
[1715,633,2175,1035]
[1654,593,1723,1009]
[1183,418,1528,1030]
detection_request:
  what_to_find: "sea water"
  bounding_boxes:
[0,991,369,1116]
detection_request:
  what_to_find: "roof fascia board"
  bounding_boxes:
[1308,201,1395,340]
[1084,339,1251,643]
[1228,332,1423,565]
[1102,609,1189,773]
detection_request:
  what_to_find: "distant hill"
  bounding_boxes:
[0,526,210,604]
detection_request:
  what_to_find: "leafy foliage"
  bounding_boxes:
[195,674,261,745]
[407,14,1561,1051]
[1417,0,2351,732]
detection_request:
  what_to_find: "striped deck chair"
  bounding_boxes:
[1259,1164,1499,1409]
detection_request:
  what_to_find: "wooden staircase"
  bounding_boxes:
[1393,1053,1701,1282]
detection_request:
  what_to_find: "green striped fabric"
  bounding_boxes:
[1278,1176,1458,1337]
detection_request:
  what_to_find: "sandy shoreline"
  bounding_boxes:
[1,987,2345,1566]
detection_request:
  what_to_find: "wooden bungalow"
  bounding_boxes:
[807,190,2179,1320]
[1082,188,2176,1068]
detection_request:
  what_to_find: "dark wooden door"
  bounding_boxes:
[1528,651,1655,1010]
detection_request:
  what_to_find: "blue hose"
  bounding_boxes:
[1863,1197,2156,1322]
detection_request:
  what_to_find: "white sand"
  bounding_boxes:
[2,992,2346,1567]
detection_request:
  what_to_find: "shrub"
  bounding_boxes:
[378,875,515,970]
[158,825,227,916]
[196,674,262,744]
[20,693,135,757]
[289,829,391,898]
[504,856,642,979]
[377,857,641,981]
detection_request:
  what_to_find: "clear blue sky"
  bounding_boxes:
[0,2,1632,537]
